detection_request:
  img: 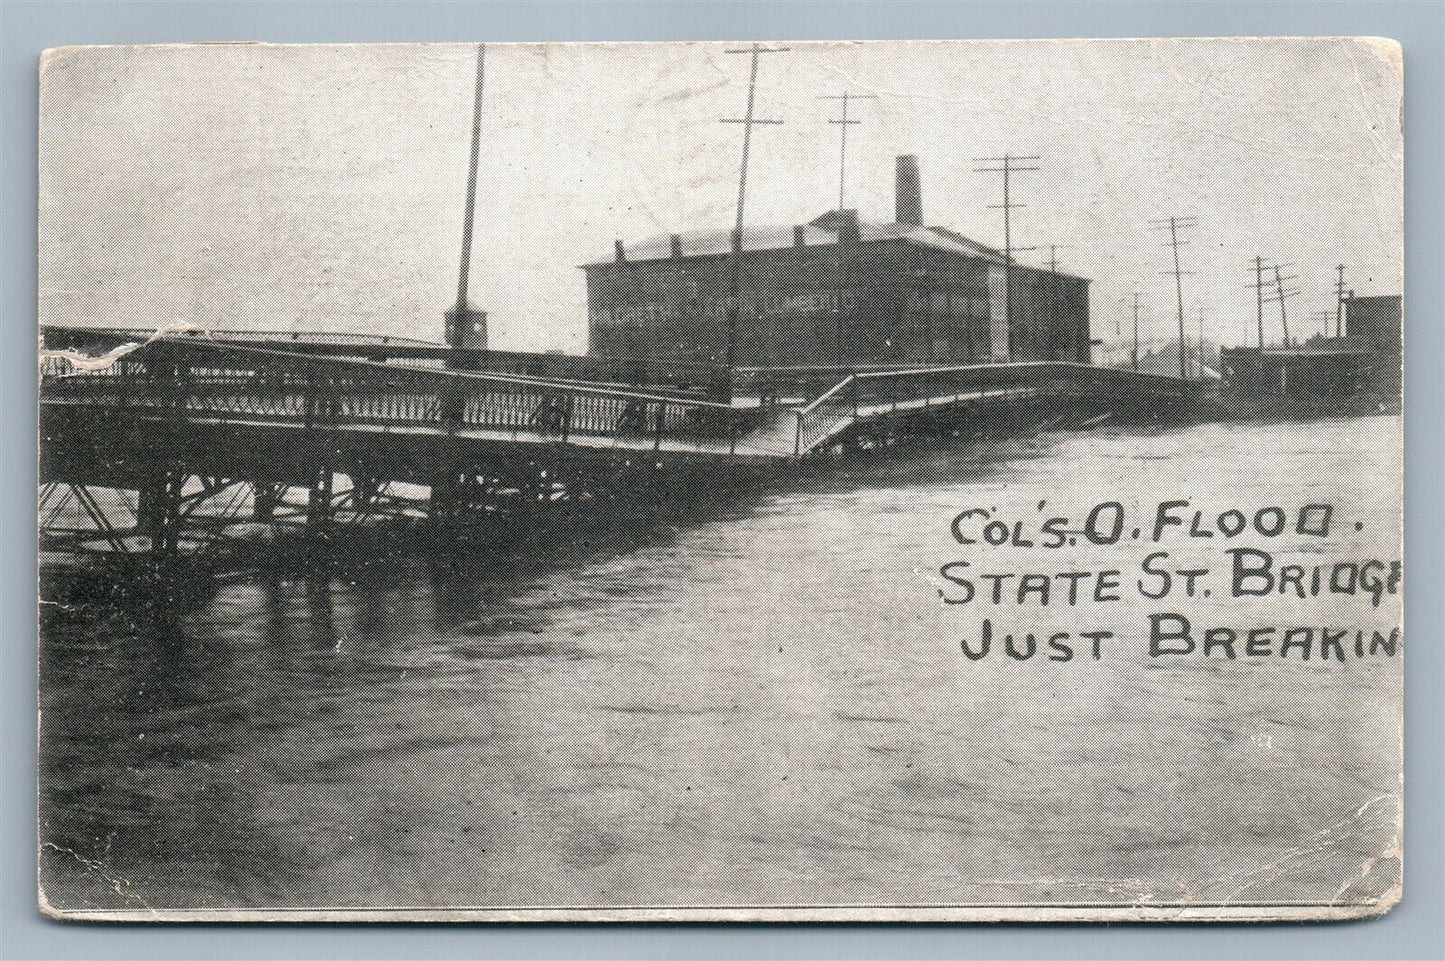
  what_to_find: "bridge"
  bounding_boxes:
[40,331,1200,557]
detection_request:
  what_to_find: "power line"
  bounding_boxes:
[818,92,877,211]
[974,154,1040,359]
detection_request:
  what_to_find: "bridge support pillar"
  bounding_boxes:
[429,463,511,527]
[253,481,282,522]
[429,471,458,523]
[351,473,379,514]
[139,471,183,557]
[306,469,333,534]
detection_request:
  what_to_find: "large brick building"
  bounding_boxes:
[582,156,1091,370]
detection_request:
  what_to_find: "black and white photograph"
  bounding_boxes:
[36,37,1403,922]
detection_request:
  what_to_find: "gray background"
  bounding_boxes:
[4,1,1440,958]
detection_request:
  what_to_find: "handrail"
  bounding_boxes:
[791,360,1191,420]
[851,359,1193,386]
[43,339,1201,464]
[795,374,858,417]
[41,337,770,459]
[42,326,738,381]
[41,325,446,349]
[47,338,737,411]
[781,358,1197,458]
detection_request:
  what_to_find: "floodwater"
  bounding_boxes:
[39,416,1402,913]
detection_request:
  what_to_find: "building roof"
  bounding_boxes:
[1223,344,1375,358]
[587,211,1088,276]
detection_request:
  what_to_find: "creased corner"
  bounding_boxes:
[39,321,200,375]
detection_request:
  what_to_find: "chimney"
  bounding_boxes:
[670,233,683,258]
[614,238,626,262]
[793,225,806,248]
[896,154,923,227]
[837,209,861,246]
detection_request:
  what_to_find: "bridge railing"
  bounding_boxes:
[42,325,742,399]
[40,340,780,458]
[790,361,1197,455]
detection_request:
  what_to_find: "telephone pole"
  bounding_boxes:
[1045,244,1072,274]
[720,43,789,383]
[1131,292,1141,371]
[1334,264,1348,337]
[454,44,485,318]
[1121,290,1144,368]
[1151,215,1197,378]
[818,91,876,211]
[445,44,489,357]
[1253,256,1267,349]
[1196,305,1206,379]
[974,154,1040,360]
[1266,264,1300,346]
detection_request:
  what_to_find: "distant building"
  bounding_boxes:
[581,156,1090,370]
[1345,293,1403,398]
[1345,294,1402,351]
[1221,293,1401,403]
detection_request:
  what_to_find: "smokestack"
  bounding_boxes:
[670,233,683,258]
[614,238,626,262]
[896,154,923,227]
[837,209,861,245]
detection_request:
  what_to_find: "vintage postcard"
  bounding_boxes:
[38,38,1403,921]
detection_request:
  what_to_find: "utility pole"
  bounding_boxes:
[446,44,488,357]
[1253,256,1267,349]
[1275,266,1291,346]
[1042,244,1073,364]
[1131,292,1141,372]
[1193,304,1217,379]
[974,154,1040,361]
[719,43,788,386]
[1151,215,1197,378]
[819,91,876,211]
[1334,264,1348,337]
[454,43,485,317]
[1197,305,1206,379]
[1267,264,1300,346]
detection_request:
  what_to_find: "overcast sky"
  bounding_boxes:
[40,38,1401,354]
